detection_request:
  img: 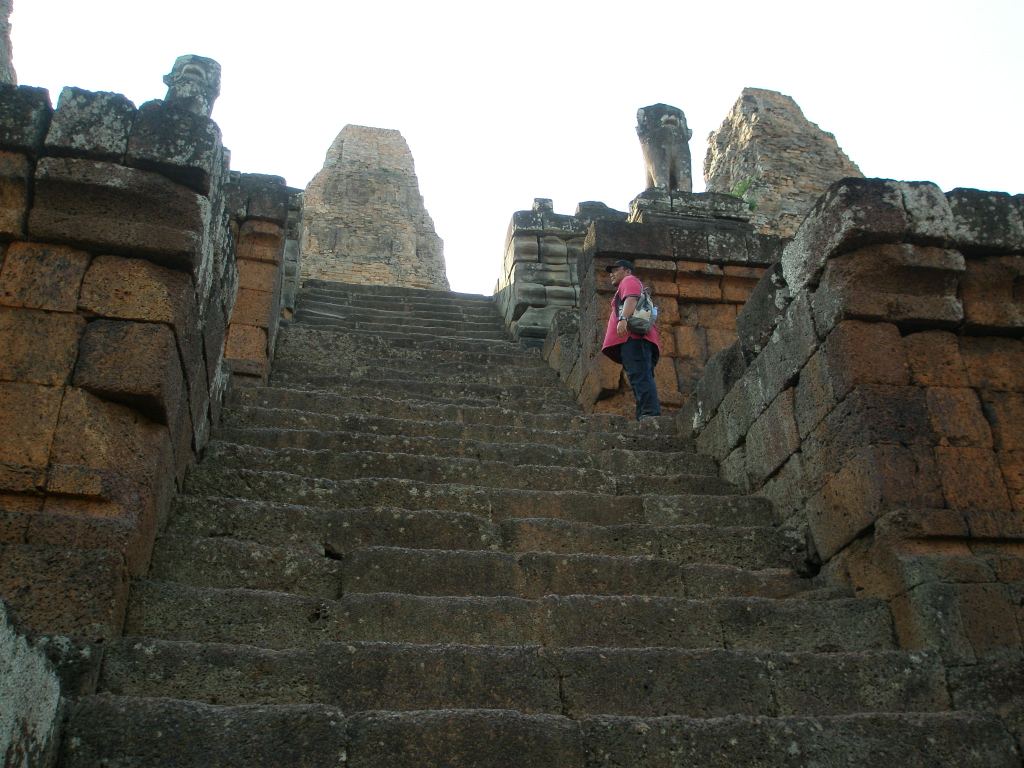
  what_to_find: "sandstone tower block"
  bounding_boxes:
[705,88,862,238]
[299,125,448,290]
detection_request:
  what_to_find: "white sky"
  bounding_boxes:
[10,0,1023,295]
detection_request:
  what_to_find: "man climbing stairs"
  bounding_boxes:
[58,279,1020,766]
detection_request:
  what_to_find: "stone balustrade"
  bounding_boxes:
[682,178,1024,660]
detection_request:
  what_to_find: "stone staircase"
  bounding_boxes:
[58,279,1021,766]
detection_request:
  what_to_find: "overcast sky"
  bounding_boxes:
[11,0,1023,294]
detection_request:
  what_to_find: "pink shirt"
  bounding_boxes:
[601,274,661,364]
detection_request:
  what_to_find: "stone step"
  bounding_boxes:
[302,278,494,305]
[217,413,686,453]
[293,311,511,341]
[263,372,580,410]
[63,697,1018,768]
[299,286,501,313]
[269,357,570,389]
[212,426,715,476]
[298,296,505,328]
[166,496,781,557]
[197,443,731,496]
[148,537,814,599]
[226,386,673,434]
[125,580,896,652]
[100,639,949,718]
[182,469,764,531]
[276,323,546,368]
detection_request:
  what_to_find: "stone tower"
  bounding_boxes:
[705,88,862,238]
[0,0,15,85]
[299,125,448,290]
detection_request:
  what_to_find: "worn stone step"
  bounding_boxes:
[296,304,508,338]
[270,358,569,389]
[148,537,811,599]
[166,496,781,559]
[298,297,505,329]
[302,278,494,304]
[166,497,500,554]
[293,311,511,342]
[182,469,756,529]
[101,638,949,718]
[224,403,679,450]
[276,323,546,368]
[126,581,895,652]
[300,289,500,315]
[61,697,1020,768]
[212,426,714,476]
[265,371,579,409]
[197,442,730,496]
[216,415,687,455]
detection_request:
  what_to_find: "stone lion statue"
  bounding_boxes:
[636,103,693,193]
[163,55,222,117]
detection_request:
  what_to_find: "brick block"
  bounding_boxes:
[808,444,943,560]
[735,261,789,363]
[756,453,806,524]
[744,388,799,484]
[935,446,1012,516]
[237,258,281,293]
[812,243,964,335]
[802,385,935,493]
[72,320,186,428]
[687,343,746,431]
[781,179,952,295]
[29,157,208,272]
[0,382,64,492]
[224,324,269,378]
[903,331,969,387]
[238,173,289,225]
[229,287,275,329]
[746,292,818,414]
[705,328,735,358]
[0,149,29,237]
[651,295,678,324]
[126,99,223,194]
[0,544,128,639]
[674,325,706,361]
[926,387,993,448]
[676,273,721,301]
[721,275,759,304]
[902,582,1022,661]
[0,242,91,311]
[78,254,195,329]
[236,220,285,264]
[677,260,722,276]
[960,255,1024,331]
[49,387,171,491]
[44,87,136,161]
[0,84,52,153]
[679,302,736,330]
[0,307,85,385]
[959,336,1024,392]
[947,187,1024,256]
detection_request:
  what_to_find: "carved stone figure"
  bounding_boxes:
[636,103,693,193]
[163,55,221,117]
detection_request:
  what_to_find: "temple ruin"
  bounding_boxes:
[1,25,1022,768]
[299,125,448,290]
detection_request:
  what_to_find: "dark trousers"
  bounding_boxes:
[620,337,661,419]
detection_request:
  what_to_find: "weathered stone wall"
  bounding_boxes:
[497,199,626,343]
[684,178,1024,660]
[543,199,782,416]
[300,125,448,290]
[0,77,286,643]
[705,88,863,239]
[1,600,62,768]
[223,174,291,384]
